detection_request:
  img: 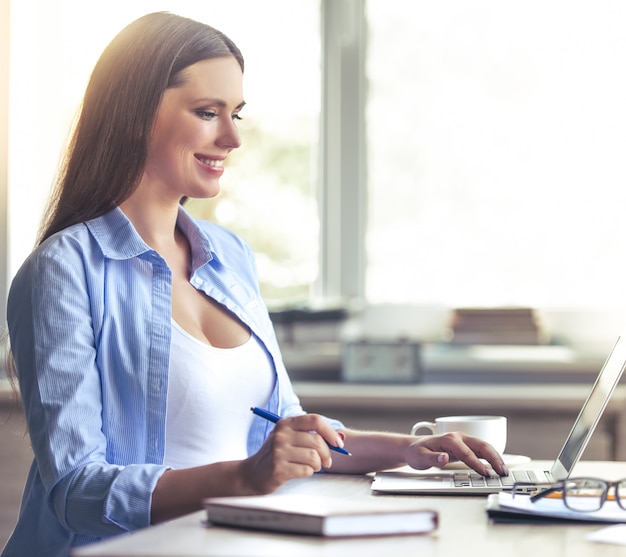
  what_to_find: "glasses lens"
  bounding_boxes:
[616,480,626,510]
[564,478,606,512]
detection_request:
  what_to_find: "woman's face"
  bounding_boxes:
[142,57,244,201]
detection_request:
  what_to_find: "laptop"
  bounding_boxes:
[371,330,626,495]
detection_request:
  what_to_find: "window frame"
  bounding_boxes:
[318,0,367,304]
[1,0,9,330]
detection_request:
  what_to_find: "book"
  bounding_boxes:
[486,492,626,524]
[203,493,438,538]
[448,307,546,345]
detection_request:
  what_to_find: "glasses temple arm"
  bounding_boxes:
[529,485,562,503]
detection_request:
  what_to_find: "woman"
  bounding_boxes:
[1,12,507,557]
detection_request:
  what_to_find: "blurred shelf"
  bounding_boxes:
[282,342,609,384]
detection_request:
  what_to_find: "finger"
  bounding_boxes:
[272,420,333,470]
[464,437,509,477]
[243,445,322,494]
[405,438,452,470]
[442,434,509,477]
[283,414,346,450]
[291,430,333,470]
[436,434,490,475]
[243,436,320,494]
[407,433,500,476]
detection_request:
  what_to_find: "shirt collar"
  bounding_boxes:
[85,206,216,268]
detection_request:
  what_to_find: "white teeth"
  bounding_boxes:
[197,156,223,167]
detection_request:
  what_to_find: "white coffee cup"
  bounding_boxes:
[410,415,507,454]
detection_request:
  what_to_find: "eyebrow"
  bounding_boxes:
[192,98,246,110]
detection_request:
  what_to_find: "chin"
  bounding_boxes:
[190,184,222,200]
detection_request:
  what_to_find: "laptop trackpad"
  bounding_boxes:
[371,471,457,493]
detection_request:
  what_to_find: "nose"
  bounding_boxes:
[216,117,242,150]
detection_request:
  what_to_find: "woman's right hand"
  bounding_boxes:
[239,413,343,494]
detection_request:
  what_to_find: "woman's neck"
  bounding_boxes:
[119,191,181,252]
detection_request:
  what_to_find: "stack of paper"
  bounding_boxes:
[487,492,626,523]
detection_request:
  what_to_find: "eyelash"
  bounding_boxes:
[195,110,243,122]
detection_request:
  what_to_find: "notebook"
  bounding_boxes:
[203,493,438,537]
[371,330,626,495]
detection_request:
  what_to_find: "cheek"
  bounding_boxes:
[184,121,211,147]
[159,125,205,157]
[148,112,207,167]
[148,128,186,163]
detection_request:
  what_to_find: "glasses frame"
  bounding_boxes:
[512,477,626,512]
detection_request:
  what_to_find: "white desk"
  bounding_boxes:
[73,461,626,557]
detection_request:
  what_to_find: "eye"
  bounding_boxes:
[232,113,243,122]
[195,110,217,120]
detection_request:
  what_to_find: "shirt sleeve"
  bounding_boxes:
[8,237,168,537]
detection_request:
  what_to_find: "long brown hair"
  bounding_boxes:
[38,11,244,244]
[5,13,244,391]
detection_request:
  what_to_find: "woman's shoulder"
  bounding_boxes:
[26,223,94,262]
[10,224,96,287]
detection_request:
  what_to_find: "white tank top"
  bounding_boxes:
[164,320,274,469]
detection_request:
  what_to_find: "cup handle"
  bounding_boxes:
[411,421,436,436]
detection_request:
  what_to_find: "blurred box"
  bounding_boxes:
[341,339,422,383]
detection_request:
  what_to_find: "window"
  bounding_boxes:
[365,0,626,311]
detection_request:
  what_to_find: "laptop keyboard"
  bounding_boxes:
[453,469,542,489]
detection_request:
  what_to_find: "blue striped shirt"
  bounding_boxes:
[2,207,339,557]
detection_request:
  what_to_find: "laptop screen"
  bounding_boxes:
[553,333,626,478]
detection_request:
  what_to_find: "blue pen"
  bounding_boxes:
[250,406,352,456]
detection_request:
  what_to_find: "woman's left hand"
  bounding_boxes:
[405,432,509,477]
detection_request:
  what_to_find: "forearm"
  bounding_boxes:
[151,460,256,524]
[328,427,509,478]
[327,429,413,474]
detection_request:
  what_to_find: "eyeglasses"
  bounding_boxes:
[512,477,626,512]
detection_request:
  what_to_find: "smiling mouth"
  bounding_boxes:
[195,155,224,168]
